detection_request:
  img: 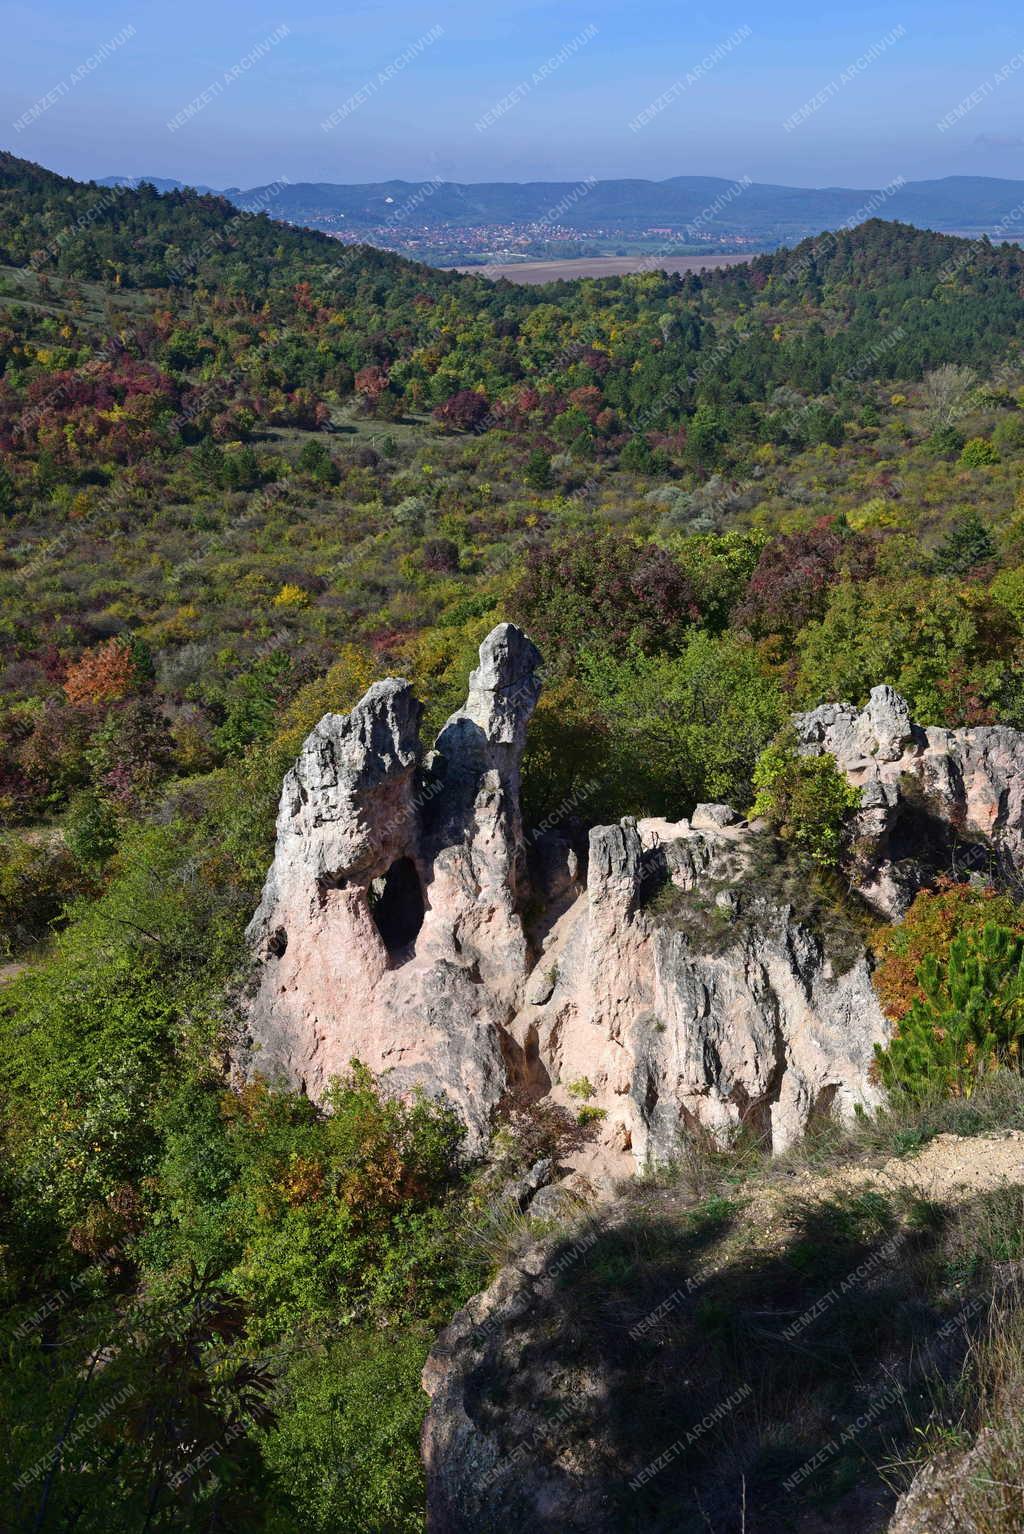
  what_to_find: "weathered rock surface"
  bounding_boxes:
[421,1217,613,1534]
[795,685,1024,919]
[510,812,886,1163]
[886,1437,996,1533]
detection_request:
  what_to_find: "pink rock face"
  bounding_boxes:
[240,633,895,1169]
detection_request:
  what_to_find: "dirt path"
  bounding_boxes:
[814,1131,1024,1204]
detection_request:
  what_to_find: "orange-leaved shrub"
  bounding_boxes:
[63,637,138,705]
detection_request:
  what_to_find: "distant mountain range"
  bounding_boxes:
[97,173,1024,241]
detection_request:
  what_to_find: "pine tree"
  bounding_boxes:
[933,510,996,575]
[875,922,1024,1098]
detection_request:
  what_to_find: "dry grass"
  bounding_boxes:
[956,1292,1024,1533]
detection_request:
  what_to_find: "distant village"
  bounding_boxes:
[291,213,765,267]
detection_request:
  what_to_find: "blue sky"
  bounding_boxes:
[3,0,1024,189]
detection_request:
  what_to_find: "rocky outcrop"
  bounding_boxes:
[795,685,1024,919]
[239,625,897,1168]
[240,623,542,1149]
[886,1439,993,1533]
[510,811,886,1163]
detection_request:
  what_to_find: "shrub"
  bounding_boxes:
[733,519,871,641]
[932,511,996,576]
[795,575,1007,726]
[63,637,138,705]
[522,448,553,489]
[297,439,339,484]
[258,1328,433,1533]
[433,390,489,432]
[924,425,964,456]
[422,537,460,573]
[213,651,291,755]
[272,583,310,608]
[872,880,1024,1023]
[581,632,784,816]
[63,790,120,866]
[512,530,700,667]
[0,833,92,957]
[667,531,765,632]
[274,644,382,756]
[0,461,16,517]
[992,413,1024,454]
[750,733,861,867]
[874,922,1024,1099]
[959,436,999,468]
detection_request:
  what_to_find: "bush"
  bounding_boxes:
[297,439,339,484]
[992,413,1024,454]
[151,1063,471,1338]
[733,519,869,641]
[0,833,92,957]
[522,448,553,489]
[422,537,460,573]
[433,390,489,432]
[872,880,1024,1022]
[874,922,1024,1099]
[795,575,1008,726]
[959,436,999,467]
[932,511,996,576]
[63,637,138,705]
[750,733,861,867]
[924,425,964,456]
[512,530,700,668]
[63,790,120,866]
[259,1328,433,1533]
[581,632,784,816]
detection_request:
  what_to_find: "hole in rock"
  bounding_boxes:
[368,857,425,954]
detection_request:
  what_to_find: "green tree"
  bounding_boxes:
[581,632,784,816]
[932,511,996,575]
[0,460,16,517]
[619,435,654,473]
[297,439,340,485]
[523,448,553,490]
[795,576,1006,725]
[214,651,292,755]
[63,790,120,866]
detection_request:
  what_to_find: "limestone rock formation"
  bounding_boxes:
[240,625,896,1168]
[794,685,1024,918]
[510,812,887,1162]
[240,622,542,1149]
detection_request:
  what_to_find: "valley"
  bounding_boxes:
[3,146,1024,1532]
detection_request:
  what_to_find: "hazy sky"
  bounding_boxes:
[3,0,1024,189]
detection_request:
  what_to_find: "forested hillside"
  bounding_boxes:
[4,152,1024,1530]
